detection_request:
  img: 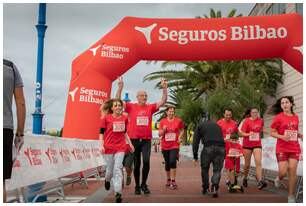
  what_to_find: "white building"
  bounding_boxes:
[249,3,303,132]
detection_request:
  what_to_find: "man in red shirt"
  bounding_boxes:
[116,77,167,195]
[217,108,238,141]
[217,108,238,186]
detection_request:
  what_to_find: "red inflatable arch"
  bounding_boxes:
[63,13,302,140]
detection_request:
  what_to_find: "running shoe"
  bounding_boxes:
[274,176,280,188]
[105,180,110,190]
[211,185,218,198]
[166,179,171,187]
[202,188,209,195]
[141,184,151,194]
[169,181,177,190]
[115,193,122,203]
[257,180,267,190]
[242,178,248,187]
[135,186,141,195]
[288,196,296,203]
[226,180,231,187]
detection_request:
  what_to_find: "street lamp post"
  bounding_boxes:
[32,3,47,134]
[29,3,48,202]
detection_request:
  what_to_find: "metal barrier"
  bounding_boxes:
[8,167,103,203]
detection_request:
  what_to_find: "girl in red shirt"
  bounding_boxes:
[159,106,184,189]
[240,107,267,190]
[100,99,134,203]
[270,96,302,203]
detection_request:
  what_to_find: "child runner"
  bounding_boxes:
[225,132,243,190]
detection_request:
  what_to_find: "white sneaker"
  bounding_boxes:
[274,176,280,188]
[288,196,296,203]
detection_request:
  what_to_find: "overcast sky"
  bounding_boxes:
[3,3,254,131]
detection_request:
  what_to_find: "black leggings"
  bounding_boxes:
[162,149,179,171]
[131,139,151,187]
[3,128,14,180]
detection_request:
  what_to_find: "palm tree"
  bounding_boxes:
[196,8,243,18]
[144,9,284,120]
[206,79,267,121]
[144,59,283,101]
[154,88,206,144]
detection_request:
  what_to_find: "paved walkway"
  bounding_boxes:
[6,146,293,203]
[100,151,288,203]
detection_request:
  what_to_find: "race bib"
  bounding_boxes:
[285,130,298,141]
[165,133,176,141]
[228,148,240,157]
[113,122,125,132]
[249,133,260,141]
[136,116,149,126]
[225,134,231,140]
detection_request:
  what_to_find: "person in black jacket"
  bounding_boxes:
[192,113,225,198]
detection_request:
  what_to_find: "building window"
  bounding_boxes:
[296,3,303,15]
[272,4,279,14]
[279,4,286,14]
[266,5,272,15]
[271,4,286,14]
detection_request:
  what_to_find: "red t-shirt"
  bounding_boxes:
[241,117,264,148]
[100,114,128,154]
[125,102,158,139]
[159,117,184,151]
[225,140,242,157]
[217,119,238,140]
[225,140,242,172]
[270,112,301,153]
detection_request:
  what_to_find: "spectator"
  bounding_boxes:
[193,113,225,198]
[3,59,26,202]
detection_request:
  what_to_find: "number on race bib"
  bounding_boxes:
[136,116,149,126]
[229,148,240,157]
[165,133,176,141]
[285,130,298,141]
[249,133,260,141]
[113,122,125,132]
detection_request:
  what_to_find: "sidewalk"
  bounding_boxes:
[101,149,288,203]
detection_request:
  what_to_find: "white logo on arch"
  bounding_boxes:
[69,87,79,102]
[89,45,101,56]
[134,23,157,44]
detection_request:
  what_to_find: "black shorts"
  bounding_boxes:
[242,146,262,151]
[123,152,134,169]
[3,128,14,180]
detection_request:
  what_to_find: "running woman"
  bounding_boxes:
[100,99,134,203]
[240,107,267,189]
[159,106,184,189]
[270,96,302,203]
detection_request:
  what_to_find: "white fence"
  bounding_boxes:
[6,134,105,191]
